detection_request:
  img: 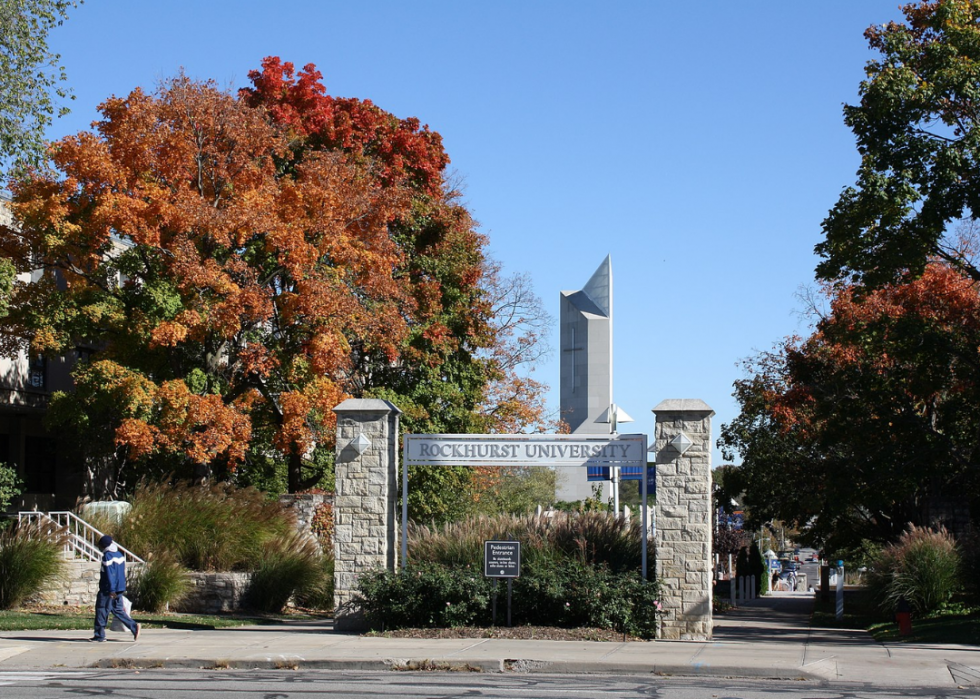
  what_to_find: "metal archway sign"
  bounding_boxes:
[402,433,651,578]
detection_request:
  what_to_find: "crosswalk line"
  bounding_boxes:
[0,671,92,686]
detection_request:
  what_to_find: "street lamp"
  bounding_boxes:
[598,403,634,517]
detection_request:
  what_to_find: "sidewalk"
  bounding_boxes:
[1,591,978,687]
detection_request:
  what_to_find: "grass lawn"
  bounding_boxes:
[811,588,980,646]
[0,606,309,632]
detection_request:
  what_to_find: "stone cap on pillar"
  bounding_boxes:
[652,399,714,417]
[333,399,402,415]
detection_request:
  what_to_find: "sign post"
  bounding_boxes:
[836,560,845,621]
[485,540,521,627]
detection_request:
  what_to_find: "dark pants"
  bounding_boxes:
[93,591,137,640]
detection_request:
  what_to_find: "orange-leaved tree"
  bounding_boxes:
[240,59,555,519]
[1,75,413,495]
[2,66,555,506]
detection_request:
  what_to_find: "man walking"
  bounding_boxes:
[91,534,141,642]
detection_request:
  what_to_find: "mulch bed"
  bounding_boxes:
[365,626,649,642]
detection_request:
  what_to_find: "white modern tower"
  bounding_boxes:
[557,256,614,502]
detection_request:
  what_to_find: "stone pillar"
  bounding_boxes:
[332,399,400,631]
[653,399,714,640]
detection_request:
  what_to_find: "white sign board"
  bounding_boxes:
[403,433,647,468]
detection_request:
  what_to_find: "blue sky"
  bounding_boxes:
[45,1,909,466]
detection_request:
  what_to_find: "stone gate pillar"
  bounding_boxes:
[332,399,400,631]
[653,399,714,640]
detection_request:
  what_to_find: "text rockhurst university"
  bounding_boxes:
[415,442,634,460]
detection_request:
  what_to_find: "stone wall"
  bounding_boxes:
[653,399,714,640]
[174,572,252,614]
[32,560,147,607]
[31,560,104,606]
[332,399,400,631]
[279,492,333,551]
[31,560,251,613]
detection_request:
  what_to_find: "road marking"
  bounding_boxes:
[0,646,31,662]
[948,661,980,687]
[0,671,93,686]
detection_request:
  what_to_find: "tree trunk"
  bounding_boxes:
[288,449,303,493]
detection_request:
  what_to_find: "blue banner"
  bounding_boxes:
[619,465,644,481]
[587,466,610,481]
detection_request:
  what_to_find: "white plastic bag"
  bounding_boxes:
[109,594,133,632]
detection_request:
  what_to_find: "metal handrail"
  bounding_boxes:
[17,511,144,564]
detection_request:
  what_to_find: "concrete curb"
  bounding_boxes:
[88,655,828,681]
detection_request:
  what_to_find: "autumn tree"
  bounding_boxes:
[0,75,413,495]
[720,262,980,550]
[241,58,555,518]
[241,57,554,435]
[0,0,76,175]
[1,63,554,507]
[818,0,980,289]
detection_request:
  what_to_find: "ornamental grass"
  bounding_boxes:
[246,531,324,613]
[868,524,962,615]
[0,520,67,609]
[407,510,652,574]
[127,554,191,613]
[114,480,295,571]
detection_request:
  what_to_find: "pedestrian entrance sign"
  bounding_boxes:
[484,541,521,578]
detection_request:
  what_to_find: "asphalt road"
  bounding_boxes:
[0,669,975,699]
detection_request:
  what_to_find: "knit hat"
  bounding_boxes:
[97,535,113,550]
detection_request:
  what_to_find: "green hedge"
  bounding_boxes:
[355,558,664,637]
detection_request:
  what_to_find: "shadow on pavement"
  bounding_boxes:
[714,592,876,646]
[0,636,106,643]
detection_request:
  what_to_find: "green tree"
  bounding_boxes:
[0,463,23,510]
[748,541,767,596]
[818,0,980,289]
[0,257,15,318]
[0,0,76,175]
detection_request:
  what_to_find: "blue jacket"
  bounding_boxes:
[99,544,127,594]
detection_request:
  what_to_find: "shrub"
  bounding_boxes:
[116,480,295,571]
[0,520,67,609]
[868,525,962,615]
[309,501,334,551]
[355,562,493,630]
[246,532,322,613]
[513,558,663,636]
[128,555,191,613]
[0,463,23,511]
